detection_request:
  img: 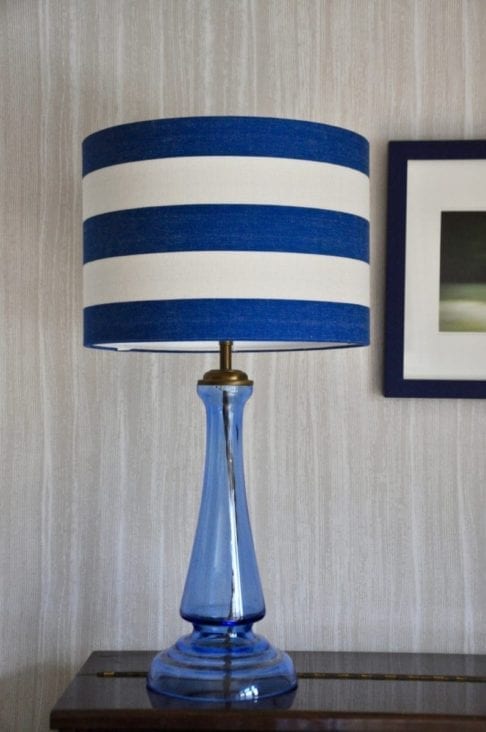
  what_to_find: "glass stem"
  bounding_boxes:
[180,381,265,625]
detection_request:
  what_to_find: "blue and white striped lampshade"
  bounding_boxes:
[82,116,369,352]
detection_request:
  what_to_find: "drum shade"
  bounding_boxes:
[82,116,369,352]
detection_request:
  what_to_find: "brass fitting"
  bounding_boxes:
[198,341,253,386]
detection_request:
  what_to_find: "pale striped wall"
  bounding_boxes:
[1,1,485,729]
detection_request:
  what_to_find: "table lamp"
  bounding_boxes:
[82,116,369,701]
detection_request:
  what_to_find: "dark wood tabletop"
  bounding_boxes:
[50,650,486,731]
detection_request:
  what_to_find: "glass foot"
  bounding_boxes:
[147,623,297,701]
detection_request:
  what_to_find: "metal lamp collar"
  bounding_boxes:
[198,341,253,386]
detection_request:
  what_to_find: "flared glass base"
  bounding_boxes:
[147,623,297,701]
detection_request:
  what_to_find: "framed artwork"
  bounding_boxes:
[385,140,486,398]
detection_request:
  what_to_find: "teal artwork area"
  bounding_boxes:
[440,211,486,332]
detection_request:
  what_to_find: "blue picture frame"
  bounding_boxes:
[385,140,486,398]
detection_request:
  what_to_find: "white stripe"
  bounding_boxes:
[83,251,369,308]
[82,156,369,221]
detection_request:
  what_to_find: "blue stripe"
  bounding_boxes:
[84,300,369,349]
[83,205,369,263]
[82,116,369,176]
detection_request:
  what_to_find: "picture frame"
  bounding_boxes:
[384,140,486,398]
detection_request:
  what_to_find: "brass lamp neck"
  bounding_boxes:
[198,341,253,386]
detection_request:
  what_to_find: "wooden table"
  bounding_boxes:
[50,650,486,730]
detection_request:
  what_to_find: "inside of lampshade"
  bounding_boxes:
[94,340,355,352]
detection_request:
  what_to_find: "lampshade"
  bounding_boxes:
[82,116,369,351]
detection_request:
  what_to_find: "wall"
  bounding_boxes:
[1,1,485,729]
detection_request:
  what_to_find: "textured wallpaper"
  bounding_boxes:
[1,1,485,729]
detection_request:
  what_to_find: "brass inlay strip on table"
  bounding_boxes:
[97,671,147,677]
[96,671,486,683]
[297,672,486,683]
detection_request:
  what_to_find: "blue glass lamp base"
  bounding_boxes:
[148,377,296,702]
[147,623,297,701]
